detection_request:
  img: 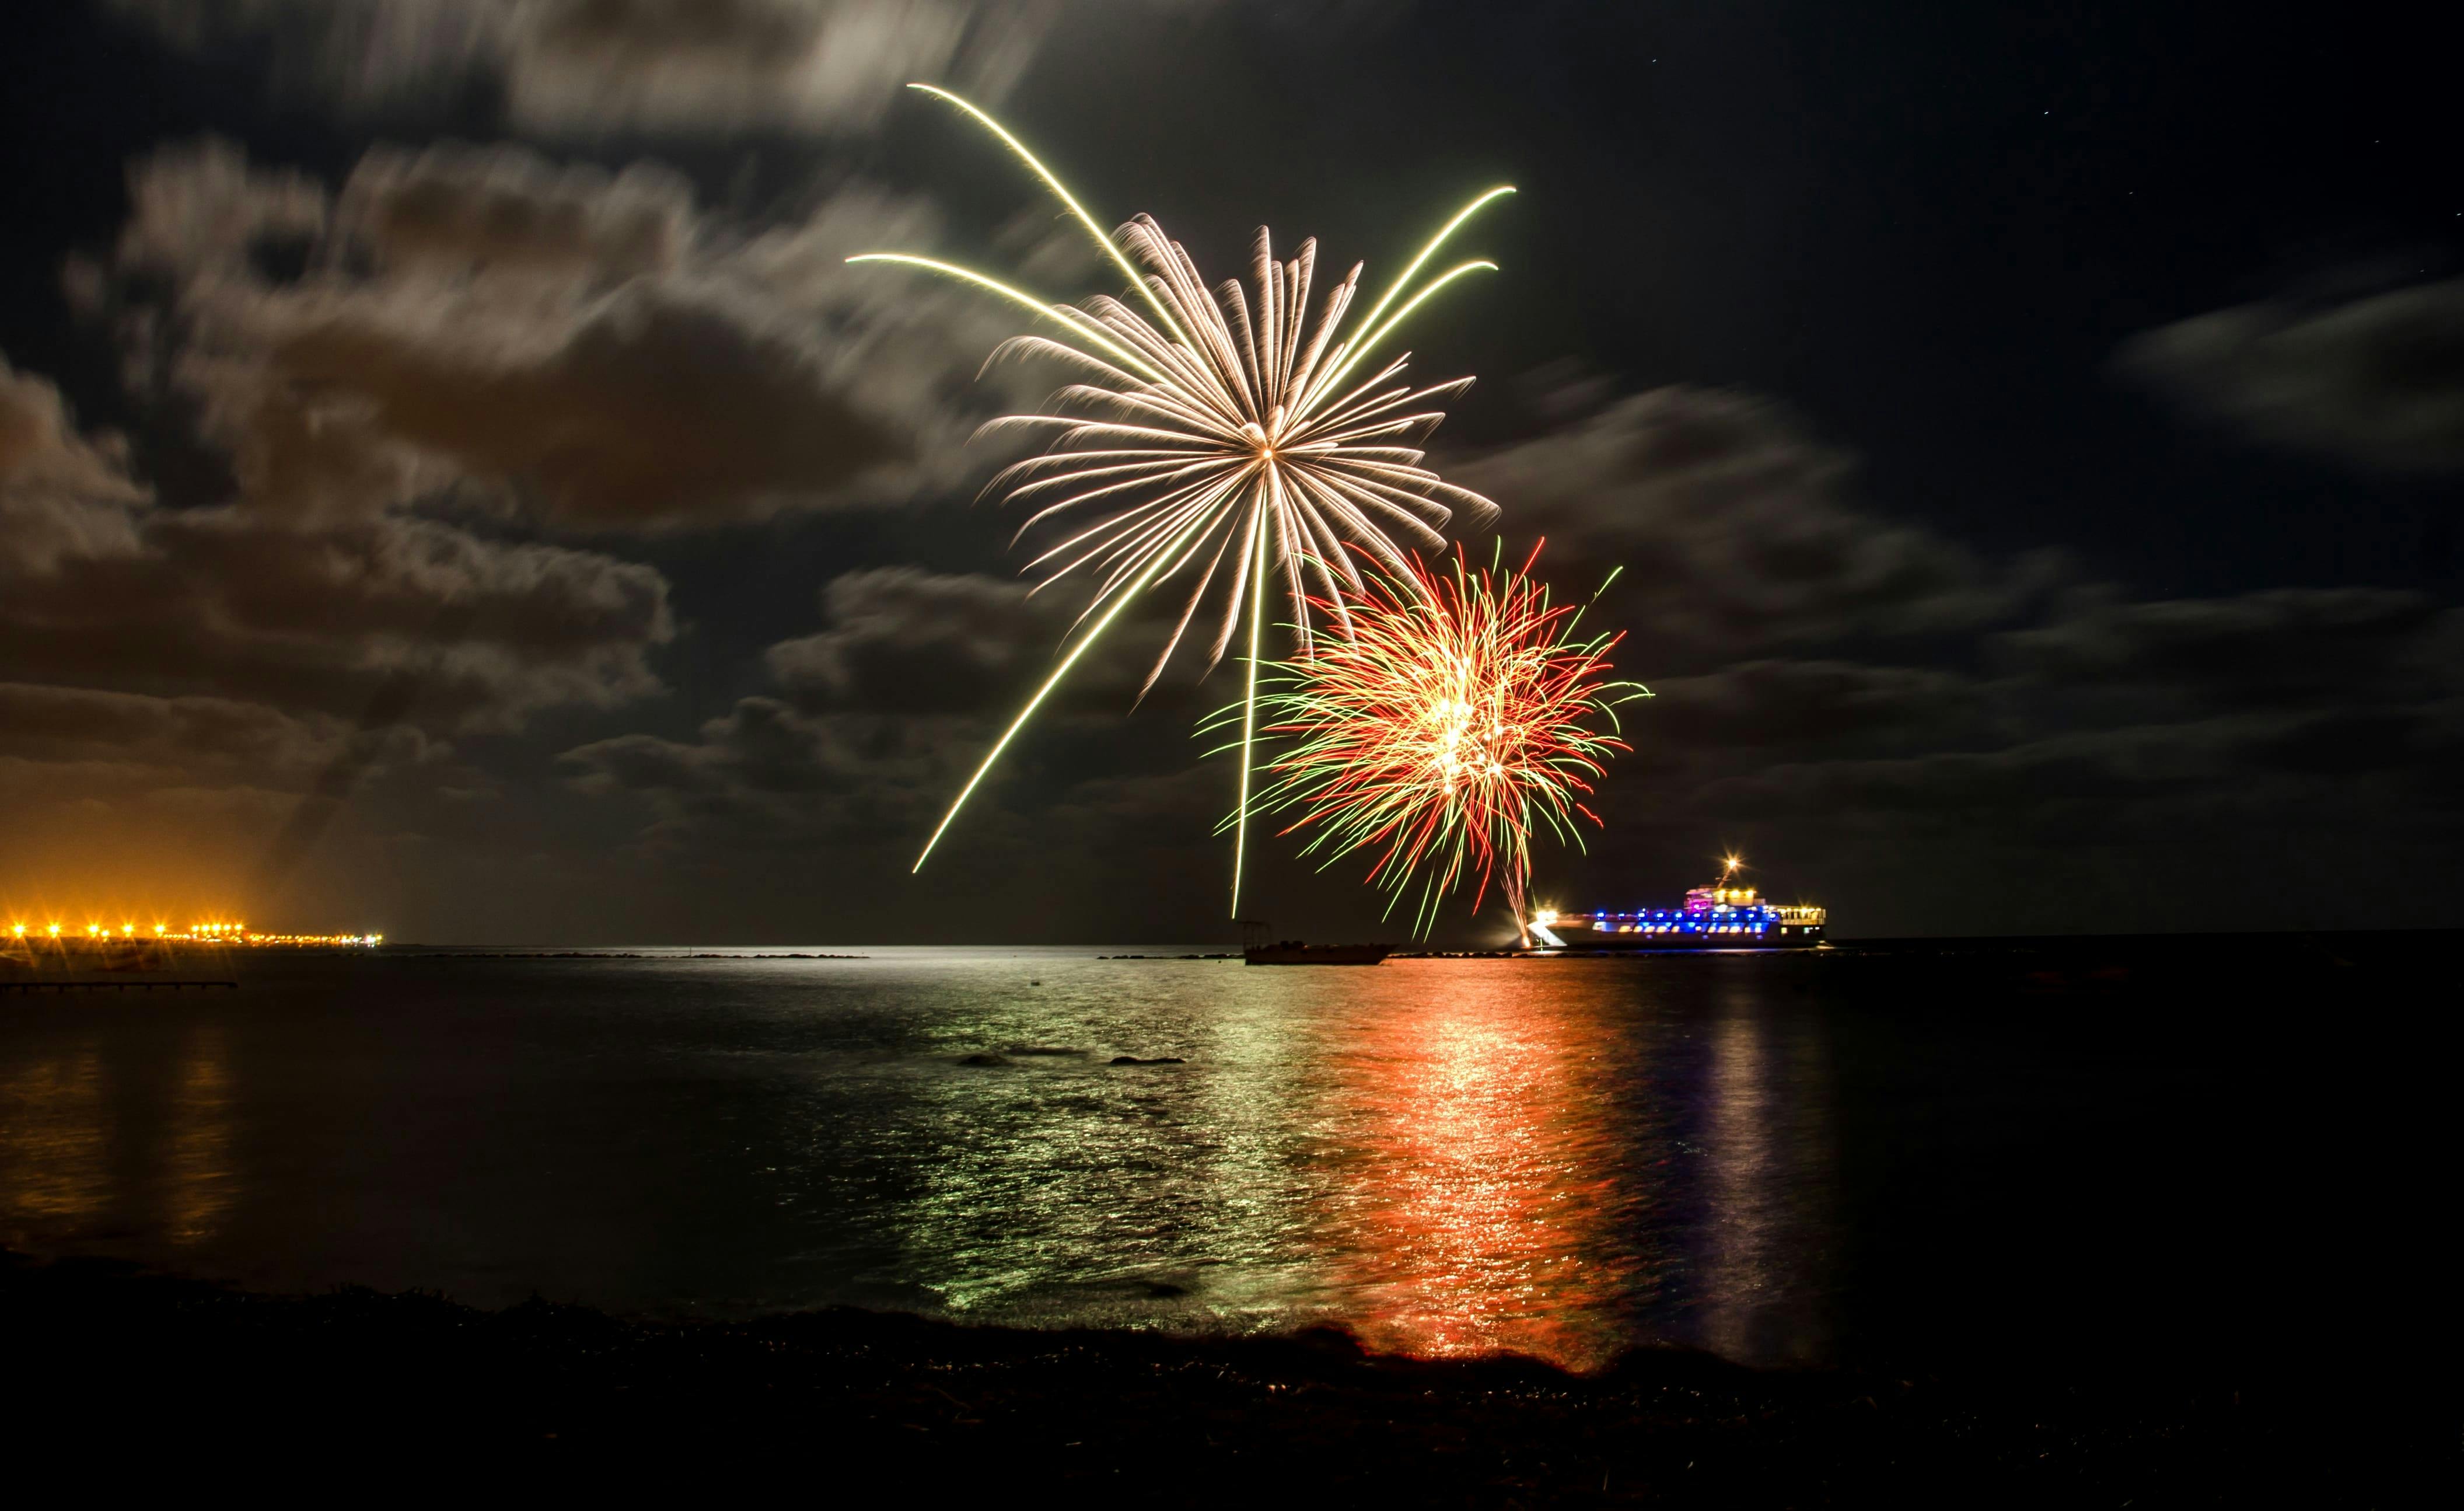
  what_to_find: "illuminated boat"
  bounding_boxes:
[1523,858,1826,951]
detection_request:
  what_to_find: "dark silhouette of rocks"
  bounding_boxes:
[2,1251,2379,1503]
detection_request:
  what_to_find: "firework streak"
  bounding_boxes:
[1226,547,1647,936]
[852,86,1511,912]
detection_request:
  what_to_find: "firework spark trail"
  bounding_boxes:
[1223,545,1647,936]
[851,85,1512,912]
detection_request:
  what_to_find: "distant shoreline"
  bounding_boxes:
[9,929,2452,978]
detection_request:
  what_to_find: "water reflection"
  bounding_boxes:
[876,968,1319,1324]
[1319,971,1642,1369]
[1693,999,1834,1364]
[0,954,1844,1370]
[162,1027,235,1244]
[0,1027,239,1248]
[865,961,1836,1370]
[0,1048,111,1227]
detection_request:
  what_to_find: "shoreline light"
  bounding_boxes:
[5,917,382,948]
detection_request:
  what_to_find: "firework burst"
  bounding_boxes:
[851,86,1511,909]
[1231,546,1646,936]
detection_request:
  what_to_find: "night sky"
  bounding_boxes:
[3,1,2456,943]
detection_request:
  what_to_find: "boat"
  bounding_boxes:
[1522,857,1826,951]
[1239,922,1392,966]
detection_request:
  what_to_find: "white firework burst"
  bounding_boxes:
[853,85,1512,908]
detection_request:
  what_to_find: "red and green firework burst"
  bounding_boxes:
[1226,545,1647,934]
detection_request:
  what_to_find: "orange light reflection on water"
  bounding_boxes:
[1319,969,1644,1372]
[0,1029,236,1250]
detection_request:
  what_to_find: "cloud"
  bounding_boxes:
[4,507,676,728]
[1672,588,2463,829]
[111,137,328,287]
[2,343,676,728]
[1638,659,1983,753]
[560,698,978,853]
[337,143,697,279]
[97,138,1032,529]
[263,278,911,528]
[108,0,1049,136]
[767,567,1058,713]
[1427,438,2464,928]
[2119,278,2464,474]
[0,681,365,775]
[1702,701,2462,828]
[534,367,2462,933]
[765,566,1177,714]
[558,688,1232,879]
[1450,388,2060,664]
[561,560,1214,859]
[1,335,684,914]
[0,358,147,571]
[557,388,2086,880]
[1995,588,2449,710]
[9,120,1094,914]
[0,683,445,873]
[502,0,1035,135]
[1700,723,2245,823]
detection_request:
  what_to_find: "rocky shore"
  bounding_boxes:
[2,1251,2406,1502]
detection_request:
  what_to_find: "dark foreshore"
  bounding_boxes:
[2,1252,2423,1503]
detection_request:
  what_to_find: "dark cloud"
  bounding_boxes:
[109,0,1050,135]
[558,687,1237,894]
[1451,388,2060,664]
[4,508,674,725]
[0,357,146,570]
[111,137,328,286]
[2,341,676,730]
[1702,701,2462,828]
[0,342,680,924]
[513,362,2464,936]
[4,113,1106,929]
[1700,725,2238,824]
[768,567,1058,714]
[1997,588,2450,709]
[2119,278,2464,474]
[561,559,1227,868]
[338,143,696,280]
[13,2,2455,941]
[766,566,1172,714]
[266,279,910,529]
[1639,659,1983,753]
[0,679,462,906]
[96,139,1030,528]
[1668,587,2463,831]
[506,0,1031,135]
[560,388,2464,924]
[0,681,369,776]
[560,699,977,852]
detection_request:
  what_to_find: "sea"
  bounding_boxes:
[0,937,2447,1375]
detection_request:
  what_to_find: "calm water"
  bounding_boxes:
[0,942,2441,1372]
